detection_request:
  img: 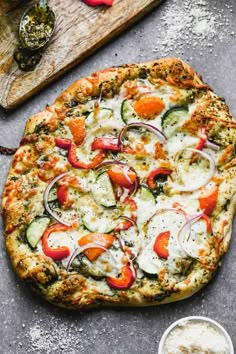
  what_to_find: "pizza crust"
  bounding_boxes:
[2,58,236,309]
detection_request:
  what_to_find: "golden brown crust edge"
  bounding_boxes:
[2,57,236,309]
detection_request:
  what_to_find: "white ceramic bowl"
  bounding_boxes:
[158,316,234,354]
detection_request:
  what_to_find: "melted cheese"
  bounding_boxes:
[166,133,198,158]
[137,245,164,274]
[38,78,221,284]
[134,197,157,226]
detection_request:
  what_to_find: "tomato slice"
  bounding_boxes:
[133,96,165,119]
[66,116,86,146]
[78,233,115,262]
[153,231,170,259]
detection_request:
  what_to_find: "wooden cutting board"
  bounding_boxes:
[0,0,162,110]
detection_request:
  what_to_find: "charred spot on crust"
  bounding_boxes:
[65,98,79,108]
[138,67,147,79]
[152,291,171,302]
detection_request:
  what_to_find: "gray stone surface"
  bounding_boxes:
[0,0,235,353]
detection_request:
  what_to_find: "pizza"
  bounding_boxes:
[2,58,236,309]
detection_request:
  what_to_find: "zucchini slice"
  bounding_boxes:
[86,108,113,126]
[26,216,51,248]
[121,100,138,124]
[81,207,115,233]
[161,107,188,137]
[91,172,116,208]
[137,248,163,275]
[139,185,156,204]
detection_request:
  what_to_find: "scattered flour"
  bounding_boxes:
[26,321,85,354]
[152,0,235,56]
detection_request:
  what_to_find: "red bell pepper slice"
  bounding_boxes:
[78,233,115,262]
[68,143,105,169]
[107,167,137,188]
[114,197,137,231]
[91,137,121,151]
[199,213,212,234]
[55,138,105,169]
[55,137,71,149]
[57,176,83,208]
[57,185,71,208]
[38,156,61,182]
[199,184,218,216]
[106,264,135,290]
[147,167,173,189]
[195,127,207,150]
[82,0,113,7]
[42,223,71,260]
[66,116,86,146]
[153,231,170,259]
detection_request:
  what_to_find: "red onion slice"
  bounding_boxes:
[95,160,138,179]
[170,148,215,192]
[115,90,125,101]
[66,242,118,271]
[115,185,125,200]
[118,122,167,146]
[147,207,188,225]
[205,140,220,151]
[95,86,103,107]
[95,160,139,193]
[122,165,133,185]
[178,211,206,258]
[110,152,122,162]
[95,160,127,170]
[127,256,136,279]
[128,176,140,198]
[43,172,71,226]
[119,216,137,226]
[87,121,124,138]
[187,212,205,228]
[178,221,195,258]
[118,239,137,279]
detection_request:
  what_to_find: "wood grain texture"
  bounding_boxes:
[0,0,162,110]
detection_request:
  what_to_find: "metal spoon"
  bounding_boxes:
[14,0,55,71]
[19,0,55,51]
